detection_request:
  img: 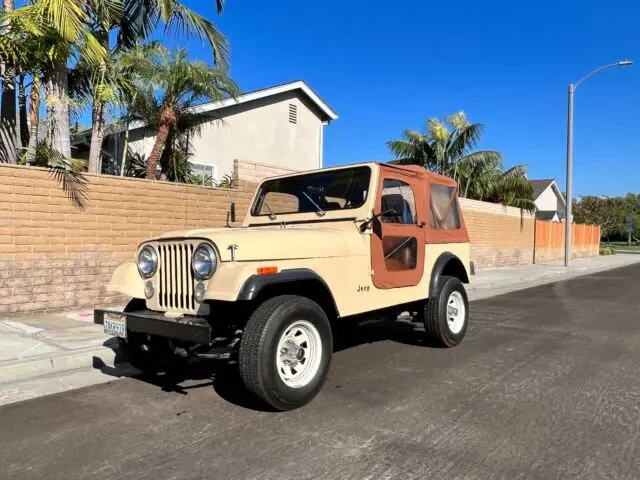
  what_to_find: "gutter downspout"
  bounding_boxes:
[319,121,328,168]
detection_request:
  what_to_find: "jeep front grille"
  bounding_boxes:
[157,241,196,312]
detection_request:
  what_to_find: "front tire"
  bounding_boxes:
[239,295,333,411]
[423,276,469,347]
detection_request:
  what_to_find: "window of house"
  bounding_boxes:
[380,179,417,224]
[189,162,219,186]
[430,184,461,229]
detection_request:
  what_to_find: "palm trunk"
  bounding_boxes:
[18,76,28,149]
[88,96,106,173]
[0,0,17,164]
[45,61,72,158]
[119,91,137,176]
[88,30,108,174]
[119,127,129,176]
[146,123,170,180]
[26,76,40,164]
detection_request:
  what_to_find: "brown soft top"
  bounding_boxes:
[378,163,458,187]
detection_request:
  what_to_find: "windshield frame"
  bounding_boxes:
[249,166,373,219]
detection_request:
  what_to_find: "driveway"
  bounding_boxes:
[2,265,640,479]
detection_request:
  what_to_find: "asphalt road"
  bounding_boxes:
[2,265,640,480]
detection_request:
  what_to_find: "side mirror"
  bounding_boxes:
[358,208,398,233]
[226,202,236,227]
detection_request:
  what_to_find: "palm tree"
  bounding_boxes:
[119,44,239,180]
[0,0,17,164]
[1,0,107,159]
[387,112,533,209]
[86,0,230,174]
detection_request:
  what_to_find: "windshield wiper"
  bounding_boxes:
[260,194,277,221]
[302,192,326,217]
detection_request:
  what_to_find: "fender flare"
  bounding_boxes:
[429,252,470,299]
[237,268,339,312]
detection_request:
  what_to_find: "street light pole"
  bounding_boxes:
[564,84,575,267]
[564,60,633,267]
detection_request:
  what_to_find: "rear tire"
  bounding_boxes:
[239,295,333,411]
[423,276,469,347]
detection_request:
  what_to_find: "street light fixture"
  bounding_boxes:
[564,59,633,267]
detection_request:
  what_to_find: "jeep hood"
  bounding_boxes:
[153,226,349,262]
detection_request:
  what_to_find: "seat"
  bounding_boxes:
[381,194,414,224]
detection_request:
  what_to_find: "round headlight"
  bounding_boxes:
[137,246,158,278]
[192,243,217,279]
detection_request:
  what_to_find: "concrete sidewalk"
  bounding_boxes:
[468,253,640,300]
[1,253,640,406]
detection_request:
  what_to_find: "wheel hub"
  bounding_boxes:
[280,339,304,366]
[275,320,323,388]
[446,291,466,334]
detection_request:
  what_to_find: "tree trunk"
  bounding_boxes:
[120,127,129,176]
[88,29,108,174]
[0,0,17,164]
[88,97,106,173]
[146,123,170,180]
[18,76,28,149]
[26,76,40,164]
[45,61,72,158]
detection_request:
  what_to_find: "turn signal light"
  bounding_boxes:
[257,266,278,275]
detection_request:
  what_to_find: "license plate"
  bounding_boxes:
[104,313,127,339]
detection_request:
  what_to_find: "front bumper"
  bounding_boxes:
[94,309,212,344]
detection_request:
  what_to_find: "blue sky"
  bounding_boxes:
[163,0,638,196]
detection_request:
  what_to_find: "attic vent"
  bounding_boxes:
[288,104,297,124]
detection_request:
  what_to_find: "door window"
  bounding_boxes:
[381,179,416,224]
[382,236,417,271]
[380,179,418,271]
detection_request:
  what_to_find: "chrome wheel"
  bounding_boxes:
[447,291,466,334]
[276,320,323,388]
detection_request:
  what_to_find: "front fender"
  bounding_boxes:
[107,262,145,299]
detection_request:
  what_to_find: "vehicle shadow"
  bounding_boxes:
[96,315,438,412]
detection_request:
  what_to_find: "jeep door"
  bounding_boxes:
[370,166,426,289]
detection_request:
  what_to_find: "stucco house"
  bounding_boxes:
[73,80,338,182]
[529,179,566,221]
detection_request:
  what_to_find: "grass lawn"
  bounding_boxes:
[603,242,640,251]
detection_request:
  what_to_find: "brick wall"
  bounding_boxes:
[234,159,299,184]
[0,161,258,313]
[460,198,535,268]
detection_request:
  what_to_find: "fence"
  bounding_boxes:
[534,220,600,263]
[460,198,535,268]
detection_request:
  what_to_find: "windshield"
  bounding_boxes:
[251,166,371,217]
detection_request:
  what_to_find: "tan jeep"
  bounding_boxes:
[95,163,471,410]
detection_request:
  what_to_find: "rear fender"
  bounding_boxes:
[429,253,470,298]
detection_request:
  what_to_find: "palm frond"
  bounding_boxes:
[32,141,88,209]
[118,0,159,48]
[161,3,229,68]
[388,112,532,210]
[446,122,483,160]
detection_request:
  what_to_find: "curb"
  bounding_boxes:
[468,258,640,301]
[0,342,124,385]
